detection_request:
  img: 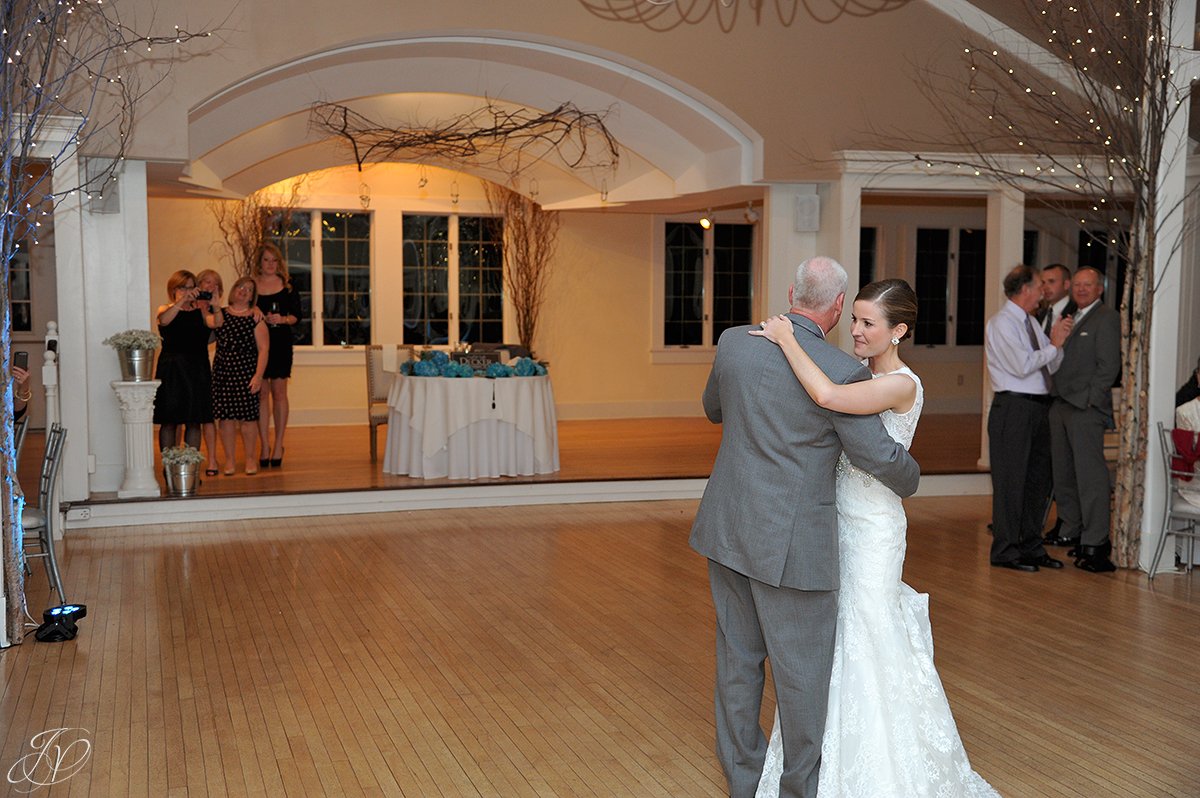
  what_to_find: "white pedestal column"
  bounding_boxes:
[112,380,161,498]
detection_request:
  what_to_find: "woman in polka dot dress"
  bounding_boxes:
[212,276,269,475]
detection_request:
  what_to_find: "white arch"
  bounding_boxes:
[186,33,763,207]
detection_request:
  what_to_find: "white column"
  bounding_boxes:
[978,186,1026,468]
[818,175,864,347]
[1140,7,1198,572]
[762,183,822,318]
[112,381,162,498]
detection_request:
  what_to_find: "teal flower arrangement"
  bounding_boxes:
[400,352,547,377]
[440,361,475,378]
[486,362,515,378]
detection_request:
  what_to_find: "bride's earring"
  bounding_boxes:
[891,336,901,346]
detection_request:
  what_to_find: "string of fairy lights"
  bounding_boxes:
[1,0,213,246]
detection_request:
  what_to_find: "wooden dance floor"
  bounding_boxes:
[3,494,1198,796]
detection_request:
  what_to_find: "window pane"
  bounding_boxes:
[955,229,986,346]
[664,222,705,346]
[859,227,877,289]
[403,214,451,346]
[457,216,504,344]
[1023,230,1039,267]
[712,224,753,340]
[914,228,950,345]
[267,210,313,345]
[9,244,31,332]
[320,212,372,346]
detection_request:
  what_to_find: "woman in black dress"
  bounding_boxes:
[155,270,222,452]
[253,243,301,467]
[212,276,269,475]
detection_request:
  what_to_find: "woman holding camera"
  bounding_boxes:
[155,270,222,452]
[252,243,301,468]
[195,269,225,475]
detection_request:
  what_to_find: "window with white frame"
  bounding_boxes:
[913,227,986,346]
[267,209,505,349]
[266,209,373,346]
[402,213,504,347]
[662,221,754,348]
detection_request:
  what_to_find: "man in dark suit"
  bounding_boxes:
[1037,263,1078,545]
[1049,267,1122,572]
[1037,263,1077,336]
[691,256,920,798]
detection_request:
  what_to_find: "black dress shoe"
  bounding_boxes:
[1020,554,1064,569]
[1075,553,1117,572]
[259,458,271,468]
[992,560,1039,572]
[1044,534,1080,548]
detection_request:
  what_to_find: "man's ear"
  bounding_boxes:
[788,285,794,307]
[833,292,845,315]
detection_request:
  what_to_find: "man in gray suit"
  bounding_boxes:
[1049,266,1121,572]
[690,256,921,798]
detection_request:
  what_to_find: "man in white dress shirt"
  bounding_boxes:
[985,265,1073,571]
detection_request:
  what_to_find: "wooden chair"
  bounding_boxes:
[22,423,67,603]
[1150,422,1200,579]
[365,345,395,461]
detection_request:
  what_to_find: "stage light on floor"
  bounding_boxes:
[35,603,87,642]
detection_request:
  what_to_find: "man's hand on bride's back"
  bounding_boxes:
[749,314,792,345]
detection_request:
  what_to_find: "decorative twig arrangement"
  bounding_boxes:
[209,176,308,277]
[310,100,619,180]
[894,0,1191,568]
[482,184,559,356]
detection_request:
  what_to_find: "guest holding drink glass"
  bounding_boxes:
[252,243,301,468]
[155,270,222,452]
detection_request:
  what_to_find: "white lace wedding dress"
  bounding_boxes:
[756,367,1000,798]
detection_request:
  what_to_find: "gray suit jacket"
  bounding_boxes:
[1051,302,1121,419]
[689,315,921,591]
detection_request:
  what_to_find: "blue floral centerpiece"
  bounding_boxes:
[399,350,547,378]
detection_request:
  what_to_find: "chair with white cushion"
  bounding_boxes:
[1150,422,1200,579]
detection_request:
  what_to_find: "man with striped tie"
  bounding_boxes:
[984,264,1073,571]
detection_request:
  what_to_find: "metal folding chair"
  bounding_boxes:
[1150,422,1200,579]
[22,423,67,603]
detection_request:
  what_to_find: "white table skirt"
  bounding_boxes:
[382,375,560,479]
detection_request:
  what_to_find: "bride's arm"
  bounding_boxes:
[750,315,915,415]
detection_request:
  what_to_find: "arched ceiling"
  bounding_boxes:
[182,34,763,210]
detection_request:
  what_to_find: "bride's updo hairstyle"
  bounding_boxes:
[855,279,917,342]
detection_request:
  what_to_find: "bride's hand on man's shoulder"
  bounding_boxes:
[748,314,792,344]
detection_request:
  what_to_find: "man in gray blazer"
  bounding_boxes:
[690,256,921,798]
[1049,266,1121,572]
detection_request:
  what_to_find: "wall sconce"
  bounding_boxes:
[359,182,371,209]
[450,179,460,205]
[744,202,760,224]
[699,209,713,230]
[418,164,428,189]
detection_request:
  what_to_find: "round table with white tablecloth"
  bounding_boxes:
[382,374,559,479]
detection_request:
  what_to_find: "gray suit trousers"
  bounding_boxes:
[708,560,837,798]
[1048,399,1111,546]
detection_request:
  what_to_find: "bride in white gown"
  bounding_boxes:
[750,279,999,798]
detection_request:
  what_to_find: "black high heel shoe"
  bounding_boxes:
[269,447,284,468]
[259,457,271,468]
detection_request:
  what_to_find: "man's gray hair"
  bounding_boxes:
[792,256,848,312]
